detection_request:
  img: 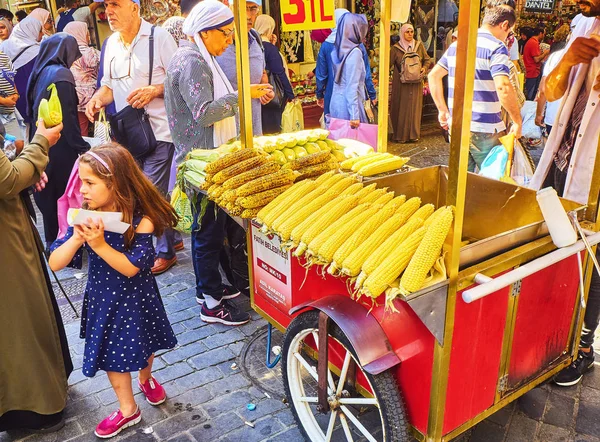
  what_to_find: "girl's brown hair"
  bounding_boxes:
[79,143,178,248]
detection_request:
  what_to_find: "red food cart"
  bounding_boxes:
[226,0,600,440]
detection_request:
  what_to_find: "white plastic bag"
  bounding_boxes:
[511,140,535,186]
[520,101,542,139]
[93,108,111,144]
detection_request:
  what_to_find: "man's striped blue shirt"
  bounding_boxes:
[438,29,511,134]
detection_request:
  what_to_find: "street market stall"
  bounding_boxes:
[174,0,600,440]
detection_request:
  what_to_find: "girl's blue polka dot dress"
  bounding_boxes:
[51,216,177,377]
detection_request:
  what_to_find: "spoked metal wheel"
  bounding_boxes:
[282,310,409,442]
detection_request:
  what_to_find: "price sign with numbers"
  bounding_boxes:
[280,0,335,32]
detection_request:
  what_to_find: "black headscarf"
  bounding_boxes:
[26,32,81,120]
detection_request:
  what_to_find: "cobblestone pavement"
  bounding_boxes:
[3,125,600,442]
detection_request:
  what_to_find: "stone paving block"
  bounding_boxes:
[159,282,189,297]
[68,369,88,386]
[205,372,250,396]
[16,420,82,442]
[158,272,196,288]
[575,434,600,441]
[151,410,208,440]
[274,409,297,427]
[68,374,113,400]
[168,385,214,409]
[180,317,210,331]
[171,323,186,335]
[166,308,196,325]
[77,404,122,434]
[582,364,600,390]
[239,398,288,422]
[201,329,245,350]
[64,396,101,420]
[175,327,217,346]
[71,341,85,355]
[580,386,600,405]
[239,320,267,337]
[189,412,245,441]
[161,342,208,365]
[137,400,170,426]
[505,412,538,442]
[175,288,197,302]
[485,402,514,427]
[549,382,582,399]
[229,341,245,357]
[218,416,284,442]
[577,401,600,438]
[202,390,253,418]
[63,432,100,442]
[269,427,305,442]
[538,423,572,442]
[172,367,223,390]
[188,347,235,370]
[518,387,548,421]
[469,419,506,442]
[166,433,195,442]
[543,392,576,428]
[153,361,195,383]
[165,296,198,315]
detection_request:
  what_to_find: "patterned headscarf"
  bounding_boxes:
[163,16,186,46]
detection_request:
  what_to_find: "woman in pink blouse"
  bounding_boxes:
[63,21,99,136]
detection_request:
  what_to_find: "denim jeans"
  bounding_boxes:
[525,76,541,101]
[191,194,227,300]
[545,162,600,348]
[468,131,505,172]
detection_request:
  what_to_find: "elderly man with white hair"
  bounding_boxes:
[165,0,271,326]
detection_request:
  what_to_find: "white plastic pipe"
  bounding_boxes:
[462,231,600,304]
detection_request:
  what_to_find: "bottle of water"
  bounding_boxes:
[3,134,17,161]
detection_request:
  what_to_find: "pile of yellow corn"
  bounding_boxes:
[341,152,410,177]
[257,173,454,302]
[203,149,298,218]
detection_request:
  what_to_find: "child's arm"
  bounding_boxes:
[81,217,155,278]
[48,231,85,271]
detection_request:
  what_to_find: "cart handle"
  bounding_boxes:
[462,230,600,304]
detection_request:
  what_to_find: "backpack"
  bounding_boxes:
[399,41,423,84]
[56,8,77,32]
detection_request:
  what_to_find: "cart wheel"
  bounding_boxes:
[282,310,409,442]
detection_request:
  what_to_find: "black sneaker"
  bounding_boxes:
[196,285,240,305]
[200,300,250,326]
[554,348,595,386]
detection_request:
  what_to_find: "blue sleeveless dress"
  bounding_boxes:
[51,216,177,377]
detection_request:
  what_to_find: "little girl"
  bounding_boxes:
[49,144,178,439]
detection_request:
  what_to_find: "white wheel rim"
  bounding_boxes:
[286,327,386,442]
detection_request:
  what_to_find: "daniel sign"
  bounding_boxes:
[524,0,556,12]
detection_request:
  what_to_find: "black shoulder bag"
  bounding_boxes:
[108,26,158,160]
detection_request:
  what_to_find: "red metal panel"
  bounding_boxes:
[507,255,580,388]
[443,284,510,434]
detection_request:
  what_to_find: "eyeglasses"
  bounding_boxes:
[216,27,235,38]
[109,55,132,80]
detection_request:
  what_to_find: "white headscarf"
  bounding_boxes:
[183,0,236,147]
[325,8,349,44]
[1,16,41,70]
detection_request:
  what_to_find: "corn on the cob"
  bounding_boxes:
[222,161,279,189]
[326,176,357,195]
[213,156,268,184]
[351,153,393,172]
[208,184,225,199]
[423,206,448,227]
[399,207,454,294]
[297,162,335,180]
[313,206,380,263]
[291,196,360,255]
[373,191,395,206]
[237,185,292,209]
[205,148,258,174]
[340,213,418,278]
[207,183,218,197]
[407,204,435,224]
[314,170,336,186]
[221,189,238,203]
[330,206,396,274]
[275,191,340,241]
[204,173,213,185]
[229,205,243,217]
[302,203,372,258]
[257,180,316,227]
[359,188,389,204]
[353,183,377,201]
[339,182,364,196]
[200,180,212,191]
[394,197,422,223]
[236,169,298,197]
[361,227,427,298]
[356,217,425,285]
[241,207,261,219]
[283,151,331,170]
[357,156,410,177]
[270,183,330,232]
[383,195,407,212]
[340,156,366,170]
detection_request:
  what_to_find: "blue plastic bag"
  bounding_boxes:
[479,145,509,180]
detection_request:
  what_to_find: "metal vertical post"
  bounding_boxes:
[426,0,479,439]
[232,1,255,149]
[376,0,391,152]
